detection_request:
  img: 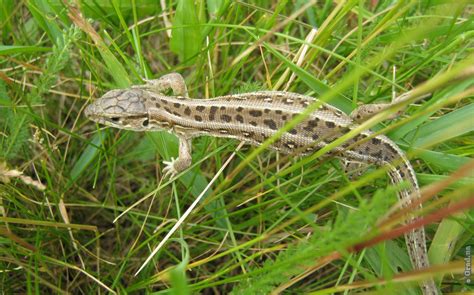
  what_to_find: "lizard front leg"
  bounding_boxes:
[163,134,193,178]
[139,73,191,178]
[134,73,189,97]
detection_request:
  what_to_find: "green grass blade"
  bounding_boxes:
[408,103,474,148]
[170,0,203,65]
[69,132,104,184]
[264,41,353,113]
[0,45,50,55]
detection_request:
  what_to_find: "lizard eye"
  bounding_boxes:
[142,119,149,127]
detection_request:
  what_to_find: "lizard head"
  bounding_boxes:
[85,88,153,131]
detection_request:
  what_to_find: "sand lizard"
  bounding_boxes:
[84,73,437,294]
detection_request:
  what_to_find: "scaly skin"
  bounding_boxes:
[85,73,437,294]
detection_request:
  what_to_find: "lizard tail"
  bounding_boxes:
[388,160,439,295]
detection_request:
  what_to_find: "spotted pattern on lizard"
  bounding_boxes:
[84,73,438,295]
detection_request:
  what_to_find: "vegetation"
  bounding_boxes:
[0,0,473,293]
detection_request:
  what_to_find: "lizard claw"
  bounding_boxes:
[162,156,191,179]
[162,157,178,179]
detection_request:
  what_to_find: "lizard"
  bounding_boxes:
[84,73,438,294]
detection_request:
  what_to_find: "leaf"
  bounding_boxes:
[0,45,50,55]
[69,132,104,184]
[207,0,228,18]
[170,0,203,65]
[419,149,471,173]
[429,212,467,270]
[169,240,190,295]
[406,103,474,148]
[390,78,474,140]
[27,0,64,44]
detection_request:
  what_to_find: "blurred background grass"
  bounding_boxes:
[0,0,473,293]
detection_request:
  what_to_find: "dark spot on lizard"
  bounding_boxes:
[384,143,399,158]
[184,107,191,116]
[275,110,283,115]
[236,107,243,112]
[371,150,383,158]
[289,128,298,135]
[220,106,226,110]
[155,102,161,108]
[209,106,218,120]
[263,119,277,130]
[326,121,336,128]
[312,133,319,140]
[249,110,263,117]
[161,99,168,104]
[174,102,181,108]
[264,108,271,114]
[196,106,205,112]
[164,107,172,114]
[281,115,287,120]
[221,114,232,122]
[340,127,351,133]
[304,119,319,131]
[354,134,365,142]
[371,138,381,145]
[195,115,203,122]
[235,114,244,123]
[172,112,181,117]
[250,121,257,126]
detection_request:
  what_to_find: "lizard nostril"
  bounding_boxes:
[110,117,120,122]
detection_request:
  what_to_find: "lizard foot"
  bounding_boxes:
[163,157,179,179]
[162,156,191,179]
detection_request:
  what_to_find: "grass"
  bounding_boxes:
[1,0,473,293]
